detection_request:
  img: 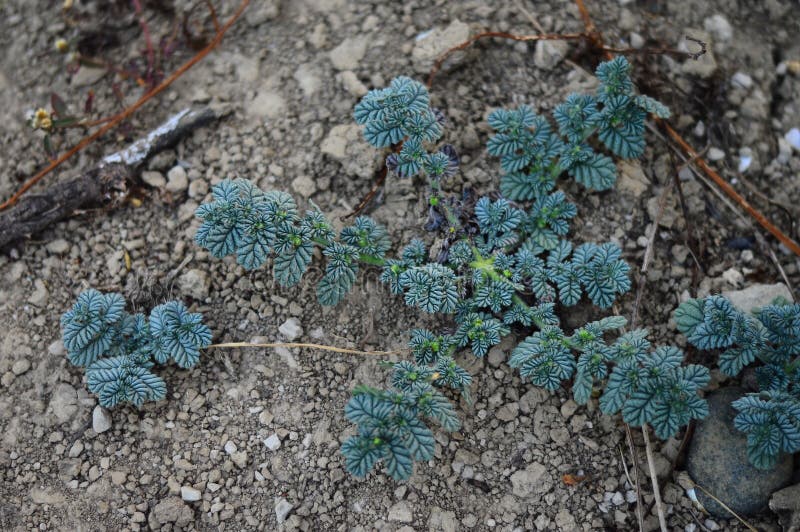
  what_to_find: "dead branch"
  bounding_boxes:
[0,107,219,249]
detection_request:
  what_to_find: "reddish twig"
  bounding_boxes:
[131,0,156,83]
[0,0,251,212]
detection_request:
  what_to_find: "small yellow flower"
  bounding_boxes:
[55,38,69,54]
[63,0,73,9]
[32,108,53,131]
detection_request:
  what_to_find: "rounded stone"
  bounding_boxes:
[686,387,793,517]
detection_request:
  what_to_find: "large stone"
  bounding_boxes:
[275,497,293,524]
[411,20,473,74]
[769,482,800,530]
[510,462,552,498]
[686,387,793,517]
[151,497,194,526]
[722,283,792,314]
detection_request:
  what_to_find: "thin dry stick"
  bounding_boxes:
[208,341,405,357]
[0,0,251,211]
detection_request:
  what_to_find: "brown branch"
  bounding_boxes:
[0,0,250,212]
[0,107,220,249]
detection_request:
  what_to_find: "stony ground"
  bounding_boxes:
[1,0,799,530]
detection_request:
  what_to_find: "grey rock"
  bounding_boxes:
[178,269,210,299]
[496,402,519,422]
[28,279,49,307]
[291,175,316,198]
[251,90,286,120]
[50,383,78,423]
[11,359,30,375]
[703,14,733,42]
[428,506,457,532]
[180,486,202,502]
[275,497,293,524]
[722,283,792,314]
[388,501,413,522]
[329,37,367,71]
[141,170,166,188]
[339,70,367,97]
[92,405,112,434]
[686,387,793,517]
[707,147,725,161]
[263,434,281,451]
[246,0,280,27]
[30,487,66,505]
[769,482,800,531]
[534,40,569,70]
[320,124,382,179]
[411,20,472,74]
[151,497,194,526]
[46,239,70,254]
[165,165,188,193]
[510,462,552,497]
[279,318,303,341]
[731,72,753,90]
[617,160,649,197]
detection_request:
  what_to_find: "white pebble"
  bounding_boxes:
[263,434,281,451]
[181,486,202,502]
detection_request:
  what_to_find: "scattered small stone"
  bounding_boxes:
[707,147,725,161]
[496,402,519,422]
[510,462,552,497]
[230,451,248,468]
[329,37,367,71]
[411,20,472,74]
[291,175,316,198]
[28,279,49,307]
[180,486,202,502]
[339,70,368,97]
[11,359,30,376]
[165,166,188,193]
[703,14,733,42]
[263,434,281,451]
[388,501,413,523]
[731,72,753,89]
[629,32,644,49]
[251,90,287,120]
[721,268,743,287]
[279,318,303,341]
[178,269,210,300]
[534,40,569,70]
[92,405,112,434]
[46,239,70,254]
[275,497,294,524]
[141,170,167,188]
[224,441,237,455]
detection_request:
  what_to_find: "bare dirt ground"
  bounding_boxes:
[1,0,799,530]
